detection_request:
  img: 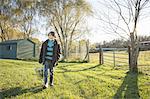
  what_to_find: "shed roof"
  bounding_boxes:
[140,41,150,44]
[0,39,35,45]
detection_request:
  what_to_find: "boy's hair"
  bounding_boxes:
[48,31,56,37]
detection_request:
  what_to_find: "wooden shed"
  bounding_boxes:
[139,41,150,51]
[0,39,38,59]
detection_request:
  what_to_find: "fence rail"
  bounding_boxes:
[90,47,150,74]
[98,47,150,67]
[100,48,128,67]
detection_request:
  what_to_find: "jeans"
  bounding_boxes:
[44,60,54,85]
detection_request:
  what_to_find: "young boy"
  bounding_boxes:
[39,31,61,89]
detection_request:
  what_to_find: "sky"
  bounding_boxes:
[34,0,150,44]
[86,0,150,43]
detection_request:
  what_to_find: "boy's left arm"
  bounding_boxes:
[55,43,61,66]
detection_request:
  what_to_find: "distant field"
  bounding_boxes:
[0,58,150,99]
[138,51,150,65]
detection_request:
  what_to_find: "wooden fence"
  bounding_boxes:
[98,47,150,68]
[98,47,128,67]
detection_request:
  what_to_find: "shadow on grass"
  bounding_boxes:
[35,63,83,78]
[57,64,101,73]
[0,86,43,99]
[114,71,140,99]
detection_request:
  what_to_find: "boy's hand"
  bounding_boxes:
[55,62,58,66]
[39,59,42,64]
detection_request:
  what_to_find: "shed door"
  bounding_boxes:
[2,44,17,59]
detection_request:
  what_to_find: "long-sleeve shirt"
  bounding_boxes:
[45,39,54,60]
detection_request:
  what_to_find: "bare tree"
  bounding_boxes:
[97,0,150,72]
[38,0,92,60]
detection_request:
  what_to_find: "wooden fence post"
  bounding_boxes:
[102,48,104,64]
[79,40,81,61]
[113,50,115,67]
[99,45,103,65]
[128,45,131,69]
[86,40,90,62]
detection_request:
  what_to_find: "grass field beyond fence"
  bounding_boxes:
[90,51,150,70]
[0,57,150,99]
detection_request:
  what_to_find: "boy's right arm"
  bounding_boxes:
[39,43,43,64]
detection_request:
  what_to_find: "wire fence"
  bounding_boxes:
[67,40,89,62]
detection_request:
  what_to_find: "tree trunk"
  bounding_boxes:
[0,23,5,42]
[129,32,139,72]
[62,40,68,61]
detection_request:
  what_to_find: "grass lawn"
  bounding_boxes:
[0,59,150,99]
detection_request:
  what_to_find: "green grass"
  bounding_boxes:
[0,59,150,99]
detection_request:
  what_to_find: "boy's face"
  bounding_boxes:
[48,34,54,40]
